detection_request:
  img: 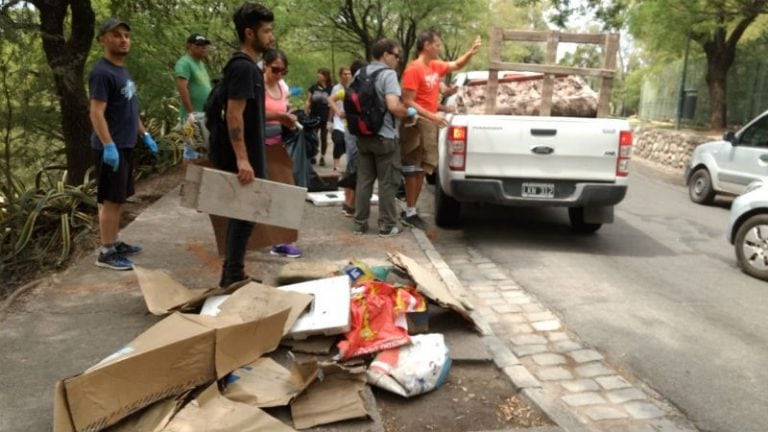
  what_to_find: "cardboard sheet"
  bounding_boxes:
[163,384,296,432]
[276,261,341,285]
[53,309,289,432]
[389,253,475,326]
[290,364,370,429]
[216,282,313,336]
[134,266,216,315]
[104,395,184,432]
[223,357,318,408]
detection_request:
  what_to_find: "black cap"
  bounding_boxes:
[97,18,130,37]
[187,33,212,45]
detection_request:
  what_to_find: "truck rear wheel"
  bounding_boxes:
[568,207,602,234]
[434,173,461,227]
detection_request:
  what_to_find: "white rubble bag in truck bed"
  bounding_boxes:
[434,29,632,233]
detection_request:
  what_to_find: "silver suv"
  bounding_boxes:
[685,110,768,204]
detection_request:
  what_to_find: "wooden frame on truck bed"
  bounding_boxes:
[485,29,619,117]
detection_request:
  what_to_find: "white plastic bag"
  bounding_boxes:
[366,333,451,397]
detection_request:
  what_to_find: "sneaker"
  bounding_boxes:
[353,223,369,235]
[270,243,302,258]
[378,226,402,237]
[342,204,355,217]
[401,213,428,231]
[96,250,134,271]
[114,241,142,255]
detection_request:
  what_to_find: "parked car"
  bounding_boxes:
[685,110,768,204]
[728,181,768,281]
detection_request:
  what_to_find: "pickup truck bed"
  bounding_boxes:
[435,114,632,233]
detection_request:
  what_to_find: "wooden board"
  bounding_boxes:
[181,164,306,230]
[484,28,619,118]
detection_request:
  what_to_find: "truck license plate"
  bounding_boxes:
[522,182,555,198]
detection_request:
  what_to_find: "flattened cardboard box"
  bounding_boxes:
[163,384,296,432]
[223,357,318,408]
[53,309,290,432]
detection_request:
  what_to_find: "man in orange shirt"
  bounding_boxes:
[400,29,481,230]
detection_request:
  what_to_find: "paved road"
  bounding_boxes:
[431,161,768,432]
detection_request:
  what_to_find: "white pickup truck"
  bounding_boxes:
[433,30,632,233]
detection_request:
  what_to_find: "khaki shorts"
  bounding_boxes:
[400,118,438,174]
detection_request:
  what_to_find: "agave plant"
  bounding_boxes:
[0,166,97,277]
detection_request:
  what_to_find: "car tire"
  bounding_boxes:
[434,172,461,228]
[568,207,602,234]
[689,168,716,204]
[734,213,768,281]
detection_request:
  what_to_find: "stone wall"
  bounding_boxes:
[631,127,716,171]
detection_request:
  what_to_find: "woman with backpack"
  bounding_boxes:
[250,48,302,258]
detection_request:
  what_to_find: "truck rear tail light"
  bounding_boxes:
[447,126,467,171]
[616,130,633,177]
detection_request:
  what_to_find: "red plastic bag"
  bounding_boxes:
[337,281,425,360]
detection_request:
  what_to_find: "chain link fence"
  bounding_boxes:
[639,45,768,127]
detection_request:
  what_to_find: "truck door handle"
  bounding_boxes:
[531,129,557,136]
[760,154,768,163]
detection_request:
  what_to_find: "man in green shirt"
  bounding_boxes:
[175,33,212,161]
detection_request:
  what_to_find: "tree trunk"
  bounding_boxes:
[32,0,95,185]
[705,59,728,130]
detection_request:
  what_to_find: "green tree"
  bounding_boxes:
[1,0,95,186]
[628,0,768,129]
[282,0,488,73]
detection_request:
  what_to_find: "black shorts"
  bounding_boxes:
[331,129,346,159]
[93,147,135,204]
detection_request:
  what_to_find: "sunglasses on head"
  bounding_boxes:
[270,66,288,75]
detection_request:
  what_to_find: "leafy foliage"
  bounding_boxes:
[0,166,97,288]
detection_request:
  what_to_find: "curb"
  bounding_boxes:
[411,229,590,432]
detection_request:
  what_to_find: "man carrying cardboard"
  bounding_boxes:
[400,29,481,230]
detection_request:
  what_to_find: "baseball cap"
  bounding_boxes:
[97,18,130,37]
[187,33,212,45]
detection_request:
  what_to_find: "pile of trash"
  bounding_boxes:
[53,253,475,432]
[456,74,599,117]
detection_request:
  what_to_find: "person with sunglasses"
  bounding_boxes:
[248,48,303,258]
[399,29,482,231]
[352,39,412,237]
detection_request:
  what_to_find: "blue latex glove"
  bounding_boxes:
[102,143,120,172]
[143,132,158,153]
[183,145,200,160]
[406,107,418,117]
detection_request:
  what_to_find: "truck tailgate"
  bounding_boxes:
[462,115,628,182]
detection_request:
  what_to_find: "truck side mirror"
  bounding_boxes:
[723,131,736,142]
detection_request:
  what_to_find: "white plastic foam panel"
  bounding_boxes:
[277,275,351,339]
[306,190,378,206]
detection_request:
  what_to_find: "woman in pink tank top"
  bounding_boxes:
[253,49,303,258]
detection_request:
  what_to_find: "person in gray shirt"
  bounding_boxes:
[352,38,413,236]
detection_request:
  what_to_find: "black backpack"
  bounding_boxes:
[204,52,253,165]
[343,67,390,136]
